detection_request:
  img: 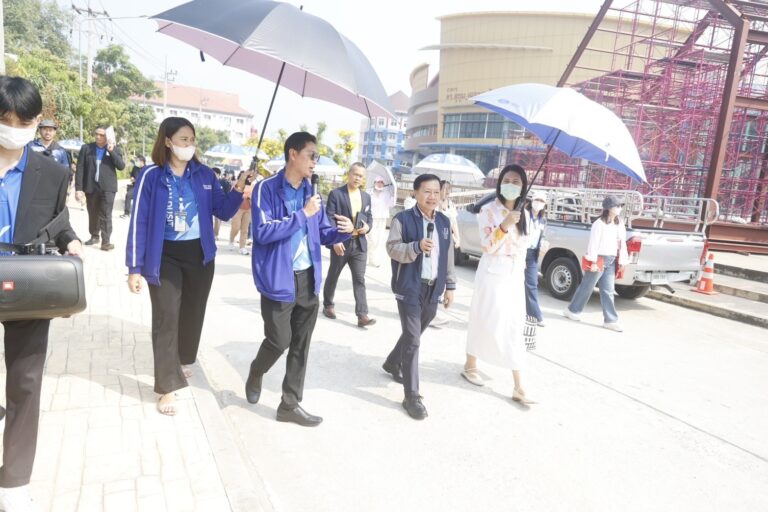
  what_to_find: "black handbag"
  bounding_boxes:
[0,211,87,321]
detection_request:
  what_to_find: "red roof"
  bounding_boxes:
[140,82,252,117]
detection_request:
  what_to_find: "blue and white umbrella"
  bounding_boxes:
[472,83,647,184]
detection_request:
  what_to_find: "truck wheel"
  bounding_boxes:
[454,247,470,266]
[615,284,650,300]
[545,256,580,301]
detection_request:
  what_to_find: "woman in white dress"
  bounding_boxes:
[462,165,534,404]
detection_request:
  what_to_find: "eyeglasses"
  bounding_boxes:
[304,150,320,162]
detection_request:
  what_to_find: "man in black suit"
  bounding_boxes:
[322,162,376,327]
[0,76,82,509]
[75,125,125,251]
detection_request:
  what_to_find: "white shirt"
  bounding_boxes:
[585,218,629,265]
[527,210,544,249]
[417,206,439,281]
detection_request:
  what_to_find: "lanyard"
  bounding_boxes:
[168,166,189,214]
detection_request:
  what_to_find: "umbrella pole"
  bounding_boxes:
[517,130,562,211]
[249,62,287,172]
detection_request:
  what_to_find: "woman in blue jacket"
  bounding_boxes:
[125,117,246,415]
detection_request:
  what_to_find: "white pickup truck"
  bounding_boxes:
[453,187,719,300]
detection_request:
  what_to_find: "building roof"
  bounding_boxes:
[389,91,410,113]
[141,82,252,117]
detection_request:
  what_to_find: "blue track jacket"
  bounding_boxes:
[251,169,350,302]
[126,160,243,285]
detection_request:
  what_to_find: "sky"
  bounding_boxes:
[61,0,606,145]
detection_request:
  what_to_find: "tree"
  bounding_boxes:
[4,0,72,58]
[196,126,230,153]
[277,128,288,146]
[334,130,357,169]
[93,45,155,101]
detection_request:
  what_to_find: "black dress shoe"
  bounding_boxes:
[382,361,403,383]
[276,404,323,427]
[84,236,100,246]
[402,395,428,420]
[245,367,263,404]
[357,315,377,328]
[101,243,115,251]
[322,306,336,319]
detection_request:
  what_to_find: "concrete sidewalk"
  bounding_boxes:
[0,204,270,512]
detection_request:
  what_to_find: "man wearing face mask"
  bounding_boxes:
[0,75,83,511]
[563,195,629,332]
[75,125,125,251]
[29,119,70,170]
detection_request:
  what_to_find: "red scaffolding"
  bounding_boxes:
[513,0,768,227]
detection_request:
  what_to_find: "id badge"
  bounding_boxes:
[174,211,188,232]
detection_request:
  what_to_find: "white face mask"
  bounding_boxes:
[0,123,37,150]
[500,183,522,201]
[172,144,196,162]
[610,206,622,216]
[532,201,545,212]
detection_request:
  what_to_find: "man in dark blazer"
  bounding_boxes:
[0,76,82,509]
[322,162,376,327]
[75,125,125,251]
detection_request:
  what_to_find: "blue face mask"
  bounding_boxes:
[500,183,522,201]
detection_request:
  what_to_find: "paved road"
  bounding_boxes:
[7,200,766,511]
[202,241,768,512]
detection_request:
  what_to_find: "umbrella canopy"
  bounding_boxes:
[58,139,85,151]
[152,0,393,119]
[472,83,647,183]
[366,160,397,197]
[203,143,268,161]
[412,154,485,187]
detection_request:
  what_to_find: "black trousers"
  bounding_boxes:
[385,283,438,398]
[85,187,116,242]
[0,319,49,487]
[123,183,135,215]
[323,238,368,316]
[148,240,215,394]
[251,269,318,408]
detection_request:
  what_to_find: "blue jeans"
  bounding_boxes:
[524,248,543,322]
[567,255,619,324]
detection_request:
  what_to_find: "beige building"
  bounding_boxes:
[135,82,255,145]
[404,11,646,172]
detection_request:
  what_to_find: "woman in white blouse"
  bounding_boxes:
[563,195,629,332]
[462,165,534,404]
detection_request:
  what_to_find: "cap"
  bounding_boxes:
[531,190,547,202]
[602,195,624,209]
[39,119,58,129]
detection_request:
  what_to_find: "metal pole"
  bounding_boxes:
[518,130,562,211]
[250,61,287,171]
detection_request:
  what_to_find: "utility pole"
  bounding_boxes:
[162,55,177,117]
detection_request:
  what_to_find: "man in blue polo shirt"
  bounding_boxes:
[245,132,353,427]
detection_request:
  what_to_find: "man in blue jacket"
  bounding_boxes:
[245,132,353,427]
[383,173,456,420]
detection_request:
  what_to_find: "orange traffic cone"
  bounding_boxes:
[693,253,718,295]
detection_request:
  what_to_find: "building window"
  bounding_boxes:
[170,109,178,115]
[236,118,245,125]
[204,114,212,120]
[377,117,386,128]
[408,125,437,138]
[442,113,507,139]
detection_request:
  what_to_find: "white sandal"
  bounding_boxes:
[461,368,485,387]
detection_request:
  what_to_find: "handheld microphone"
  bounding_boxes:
[311,174,319,197]
[425,222,434,258]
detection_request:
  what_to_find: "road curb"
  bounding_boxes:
[189,362,275,512]
[646,290,768,329]
[715,263,768,284]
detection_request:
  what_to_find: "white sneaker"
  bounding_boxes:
[228,242,236,251]
[537,320,546,327]
[0,486,41,512]
[562,309,581,321]
[603,322,624,332]
[239,247,250,256]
